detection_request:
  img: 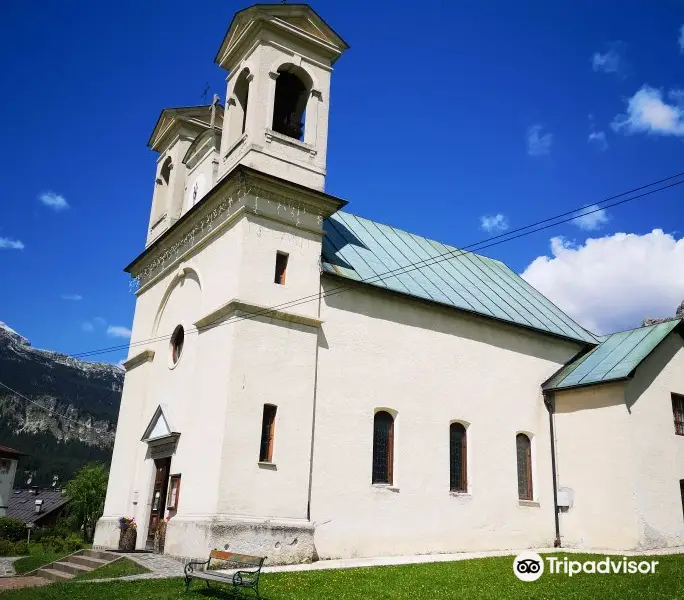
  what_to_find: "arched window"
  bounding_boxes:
[272,66,311,141]
[449,423,467,492]
[372,411,394,484]
[516,433,533,500]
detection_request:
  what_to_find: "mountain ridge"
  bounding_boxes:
[0,321,123,485]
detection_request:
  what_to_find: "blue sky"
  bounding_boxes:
[1,0,683,363]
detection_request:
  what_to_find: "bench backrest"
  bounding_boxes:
[209,550,264,568]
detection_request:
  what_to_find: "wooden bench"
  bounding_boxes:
[184,550,266,598]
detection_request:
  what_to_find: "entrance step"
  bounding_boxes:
[68,555,109,569]
[51,560,90,576]
[36,568,72,582]
[82,549,120,562]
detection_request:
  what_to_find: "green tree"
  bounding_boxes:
[65,464,108,542]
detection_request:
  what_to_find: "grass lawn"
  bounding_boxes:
[2,553,684,599]
[12,545,69,575]
[13,543,92,575]
[73,557,150,581]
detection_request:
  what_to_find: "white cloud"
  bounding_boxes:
[82,316,107,333]
[522,229,684,334]
[39,191,69,211]
[0,237,24,250]
[588,130,608,150]
[612,85,684,136]
[60,294,83,301]
[527,124,553,156]
[107,325,131,339]
[592,45,622,74]
[480,214,509,234]
[679,25,684,52]
[572,205,610,231]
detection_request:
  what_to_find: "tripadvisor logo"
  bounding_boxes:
[513,551,545,582]
[513,553,659,581]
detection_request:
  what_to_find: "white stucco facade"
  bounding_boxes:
[95,3,684,564]
[0,451,19,518]
[310,281,582,559]
[554,333,684,551]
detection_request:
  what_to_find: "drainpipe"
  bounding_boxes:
[544,390,562,548]
[306,280,323,522]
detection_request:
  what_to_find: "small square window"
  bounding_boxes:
[274,252,288,285]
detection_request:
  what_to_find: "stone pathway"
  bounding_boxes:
[82,552,186,583]
[0,556,21,577]
[0,576,50,591]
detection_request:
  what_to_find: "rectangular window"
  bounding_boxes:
[259,404,277,462]
[167,474,181,511]
[274,252,289,285]
[672,394,684,435]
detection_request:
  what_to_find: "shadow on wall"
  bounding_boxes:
[321,277,583,365]
[625,332,683,412]
[553,382,626,415]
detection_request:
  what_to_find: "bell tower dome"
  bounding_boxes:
[214,4,348,191]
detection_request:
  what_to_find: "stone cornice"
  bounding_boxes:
[123,349,155,372]
[126,166,346,294]
[194,298,322,331]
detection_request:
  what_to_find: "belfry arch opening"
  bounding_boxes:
[234,69,250,136]
[272,65,312,141]
[226,68,251,147]
[152,156,173,224]
[160,157,172,185]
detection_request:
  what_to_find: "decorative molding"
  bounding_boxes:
[224,133,248,160]
[264,128,317,156]
[194,298,322,331]
[128,168,344,293]
[150,213,168,231]
[149,437,179,458]
[123,349,155,371]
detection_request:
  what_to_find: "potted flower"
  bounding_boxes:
[118,517,137,551]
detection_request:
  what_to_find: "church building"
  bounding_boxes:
[94,4,684,563]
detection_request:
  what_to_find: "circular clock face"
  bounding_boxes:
[186,173,206,210]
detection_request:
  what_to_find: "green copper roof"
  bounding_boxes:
[544,319,682,391]
[321,211,598,344]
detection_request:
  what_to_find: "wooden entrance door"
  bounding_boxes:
[147,457,171,547]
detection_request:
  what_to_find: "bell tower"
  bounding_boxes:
[215,4,349,191]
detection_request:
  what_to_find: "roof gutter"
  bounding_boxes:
[543,390,562,548]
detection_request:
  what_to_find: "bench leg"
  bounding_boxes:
[184,577,191,593]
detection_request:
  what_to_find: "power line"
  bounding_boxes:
[0,380,109,434]
[70,171,684,359]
